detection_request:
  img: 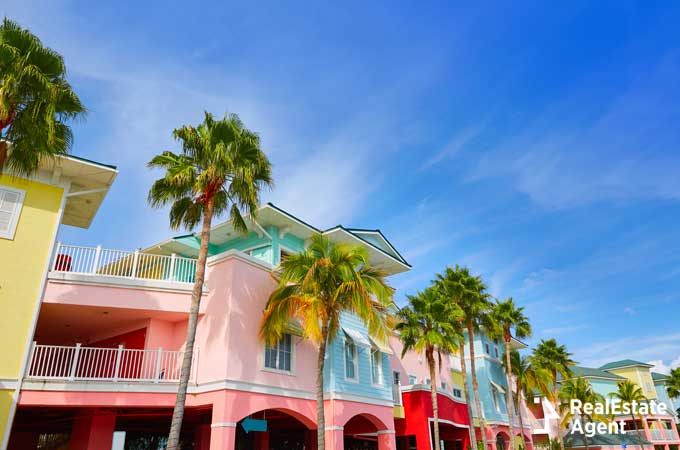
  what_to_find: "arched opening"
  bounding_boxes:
[234,409,316,450]
[496,432,509,450]
[344,414,388,450]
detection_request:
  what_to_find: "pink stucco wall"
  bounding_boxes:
[389,335,456,386]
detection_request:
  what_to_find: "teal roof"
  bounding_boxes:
[651,372,670,382]
[559,366,626,381]
[599,359,654,370]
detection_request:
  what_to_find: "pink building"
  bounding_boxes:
[8,204,413,450]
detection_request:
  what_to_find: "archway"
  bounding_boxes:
[344,413,390,450]
[234,408,316,450]
[496,432,510,450]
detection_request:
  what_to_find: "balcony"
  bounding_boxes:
[48,243,198,290]
[650,429,678,442]
[26,343,192,383]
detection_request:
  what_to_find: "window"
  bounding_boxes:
[492,386,500,412]
[494,347,499,358]
[453,388,463,399]
[485,343,490,354]
[371,349,383,385]
[426,378,431,386]
[344,340,358,380]
[279,247,294,264]
[393,371,401,385]
[408,375,417,385]
[646,382,652,392]
[0,186,25,240]
[441,381,447,391]
[264,334,293,372]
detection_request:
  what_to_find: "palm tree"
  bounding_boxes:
[0,18,85,175]
[667,368,680,399]
[435,266,479,450]
[148,112,272,450]
[437,266,493,450]
[489,298,532,450]
[503,350,553,450]
[610,380,648,449]
[259,234,394,450]
[396,286,464,450]
[531,339,575,450]
[559,376,606,450]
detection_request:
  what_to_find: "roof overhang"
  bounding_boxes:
[38,155,117,229]
[323,227,411,274]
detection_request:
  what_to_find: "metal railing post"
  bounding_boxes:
[51,241,62,271]
[154,348,163,383]
[27,341,37,376]
[69,343,82,381]
[130,250,139,278]
[169,253,177,281]
[92,245,102,274]
[113,345,123,382]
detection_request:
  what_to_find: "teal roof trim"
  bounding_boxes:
[651,372,670,382]
[558,366,626,381]
[599,359,654,370]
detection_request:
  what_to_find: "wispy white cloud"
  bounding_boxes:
[541,324,590,336]
[647,357,680,375]
[577,333,680,368]
[623,307,637,316]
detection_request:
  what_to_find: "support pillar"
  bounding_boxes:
[325,427,344,450]
[70,409,116,450]
[642,417,651,441]
[210,394,236,450]
[378,430,397,450]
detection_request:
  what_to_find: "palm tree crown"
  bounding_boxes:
[667,368,680,399]
[260,234,394,450]
[559,376,606,450]
[148,111,273,231]
[0,18,86,175]
[610,380,647,449]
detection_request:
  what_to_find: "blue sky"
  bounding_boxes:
[4,1,680,371]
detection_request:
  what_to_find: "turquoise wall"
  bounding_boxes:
[323,313,392,401]
[465,331,511,423]
[589,379,617,398]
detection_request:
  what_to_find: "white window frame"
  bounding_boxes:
[343,338,359,382]
[370,348,384,386]
[262,333,296,376]
[0,185,26,240]
[408,374,417,385]
[492,386,500,412]
[453,387,463,399]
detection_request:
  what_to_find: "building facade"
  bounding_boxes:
[0,156,117,450]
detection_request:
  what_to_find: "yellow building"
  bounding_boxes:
[0,155,116,449]
[599,359,658,399]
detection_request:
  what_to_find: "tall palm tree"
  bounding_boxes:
[148,112,272,450]
[435,265,480,450]
[259,234,393,450]
[503,350,554,449]
[0,18,85,175]
[610,380,648,449]
[437,266,493,450]
[531,339,575,450]
[396,286,464,450]
[559,376,606,450]
[489,298,532,450]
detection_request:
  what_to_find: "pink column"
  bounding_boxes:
[668,419,679,439]
[641,417,651,440]
[378,431,397,450]
[70,409,116,450]
[210,394,236,450]
[325,428,344,450]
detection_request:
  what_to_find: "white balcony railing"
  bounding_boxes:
[650,429,678,441]
[27,343,192,383]
[51,243,197,284]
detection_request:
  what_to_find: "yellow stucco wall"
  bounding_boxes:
[451,369,467,400]
[0,175,63,445]
[607,367,658,399]
[0,175,63,378]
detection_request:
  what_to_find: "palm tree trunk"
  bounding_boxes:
[516,388,526,450]
[428,348,441,450]
[631,415,645,449]
[554,370,564,450]
[0,140,8,172]
[504,336,516,450]
[317,325,329,450]
[166,196,215,450]
[582,416,589,450]
[460,340,478,450]
[468,323,490,450]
